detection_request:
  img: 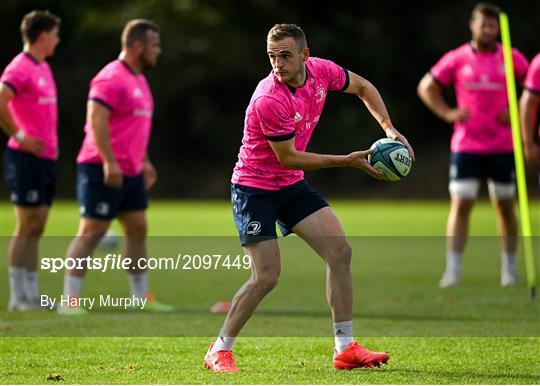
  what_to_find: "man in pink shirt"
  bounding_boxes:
[417,3,529,288]
[0,10,60,311]
[204,23,414,372]
[520,52,540,174]
[59,19,173,315]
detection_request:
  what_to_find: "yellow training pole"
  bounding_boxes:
[499,12,536,299]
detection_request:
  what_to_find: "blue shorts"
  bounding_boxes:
[77,163,148,220]
[231,180,329,246]
[3,147,56,206]
[449,152,515,182]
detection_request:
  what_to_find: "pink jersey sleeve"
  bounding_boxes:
[254,96,295,140]
[311,57,349,91]
[88,75,122,111]
[524,53,540,94]
[0,62,29,94]
[512,48,529,82]
[430,50,456,87]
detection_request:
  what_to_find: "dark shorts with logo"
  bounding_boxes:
[231,180,329,246]
[3,147,56,207]
[77,163,148,220]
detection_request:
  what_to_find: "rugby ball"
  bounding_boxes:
[368,138,412,181]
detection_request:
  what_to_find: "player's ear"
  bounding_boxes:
[468,18,475,34]
[133,40,144,54]
[301,47,309,62]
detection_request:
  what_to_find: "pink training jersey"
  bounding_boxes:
[430,43,528,153]
[232,57,349,190]
[1,52,58,159]
[524,53,540,136]
[77,60,153,176]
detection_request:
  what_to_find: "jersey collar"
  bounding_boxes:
[23,52,40,65]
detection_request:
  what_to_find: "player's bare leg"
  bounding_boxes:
[491,197,518,286]
[58,218,110,315]
[293,206,389,368]
[293,207,352,322]
[8,205,49,311]
[221,239,280,336]
[118,210,173,312]
[118,210,147,275]
[442,197,475,287]
[205,239,280,372]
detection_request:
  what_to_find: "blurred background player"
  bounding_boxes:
[520,52,540,176]
[204,23,414,372]
[0,10,61,311]
[417,3,529,288]
[58,19,173,315]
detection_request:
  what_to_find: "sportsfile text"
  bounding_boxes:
[41,253,252,272]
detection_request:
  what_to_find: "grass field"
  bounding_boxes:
[1,199,539,384]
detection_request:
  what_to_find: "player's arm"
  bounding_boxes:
[344,71,415,160]
[0,83,44,155]
[142,152,157,189]
[87,100,123,188]
[519,89,540,168]
[417,73,469,124]
[268,138,383,179]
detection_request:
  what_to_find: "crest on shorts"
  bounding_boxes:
[26,190,39,203]
[246,221,262,235]
[96,202,110,216]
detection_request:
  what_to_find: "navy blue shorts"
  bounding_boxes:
[3,147,56,206]
[77,163,148,220]
[231,180,329,246]
[449,152,515,182]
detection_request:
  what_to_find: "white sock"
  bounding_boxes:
[129,271,148,299]
[334,320,354,353]
[24,270,40,302]
[501,251,516,271]
[63,275,83,299]
[9,267,27,303]
[211,334,236,353]
[445,250,462,274]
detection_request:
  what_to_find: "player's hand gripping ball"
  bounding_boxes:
[368,138,412,181]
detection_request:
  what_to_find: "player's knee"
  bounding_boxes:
[77,226,108,247]
[253,271,280,293]
[16,217,45,236]
[493,200,515,220]
[327,242,352,270]
[123,218,148,237]
[452,200,474,217]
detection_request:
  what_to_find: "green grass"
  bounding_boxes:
[2,337,539,384]
[1,200,539,384]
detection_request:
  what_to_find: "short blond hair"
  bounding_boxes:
[267,23,307,51]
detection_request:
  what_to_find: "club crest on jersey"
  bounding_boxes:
[315,85,326,103]
[460,65,473,76]
[133,88,143,98]
[37,76,46,87]
[246,221,262,235]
